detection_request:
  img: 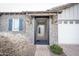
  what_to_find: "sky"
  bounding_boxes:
[0,0,78,12]
[0,3,67,12]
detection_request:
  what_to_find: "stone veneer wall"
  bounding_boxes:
[49,15,58,45]
[0,14,58,45]
[0,14,33,45]
[25,14,33,44]
[29,17,35,44]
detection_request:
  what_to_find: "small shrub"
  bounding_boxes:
[50,44,63,55]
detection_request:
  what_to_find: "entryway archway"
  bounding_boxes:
[34,16,49,45]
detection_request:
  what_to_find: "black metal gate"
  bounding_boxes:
[34,16,49,45]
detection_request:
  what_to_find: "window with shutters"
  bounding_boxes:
[8,16,23,31]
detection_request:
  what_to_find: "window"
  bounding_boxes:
[37,25,45,36]
[12,19,19,31]
[38,27,41,34]
[75,20,79,24]
[8,17,23,31]
[64,21,67,24]
[70,21,73,24]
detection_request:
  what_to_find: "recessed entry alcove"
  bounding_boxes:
[34,16,49,45]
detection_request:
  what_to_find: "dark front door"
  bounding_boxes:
[34,16,49,45]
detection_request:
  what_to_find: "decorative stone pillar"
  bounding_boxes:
[49,16,53,45]
[30,17,35,44]
[49,15,58,45]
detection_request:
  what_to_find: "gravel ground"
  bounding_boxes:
[0,32,36,56]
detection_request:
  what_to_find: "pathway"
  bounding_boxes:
[35,45,51,56]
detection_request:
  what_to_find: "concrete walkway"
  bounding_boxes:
[35,44,79,56]
[35,45,51,56]
[35,45,66,56]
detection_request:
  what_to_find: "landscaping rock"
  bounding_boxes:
[0,32,36,56]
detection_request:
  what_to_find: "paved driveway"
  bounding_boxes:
[60,44,79,56]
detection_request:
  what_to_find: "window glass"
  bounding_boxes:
[75,20,79,24]
[8,16,24,31]
[64,21,67,24]
[70,21,73,24]
[12,19,19,31]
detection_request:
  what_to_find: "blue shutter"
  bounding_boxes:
[19,17,23,31]
[8,18,12,31]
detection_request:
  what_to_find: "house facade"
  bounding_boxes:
[0,3,79,45]
[0,11,58,45]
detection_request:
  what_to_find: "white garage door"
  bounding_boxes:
[58,20,79,44]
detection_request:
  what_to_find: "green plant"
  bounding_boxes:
[50,44,63,55]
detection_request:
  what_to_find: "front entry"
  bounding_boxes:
[34,16,49,45]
